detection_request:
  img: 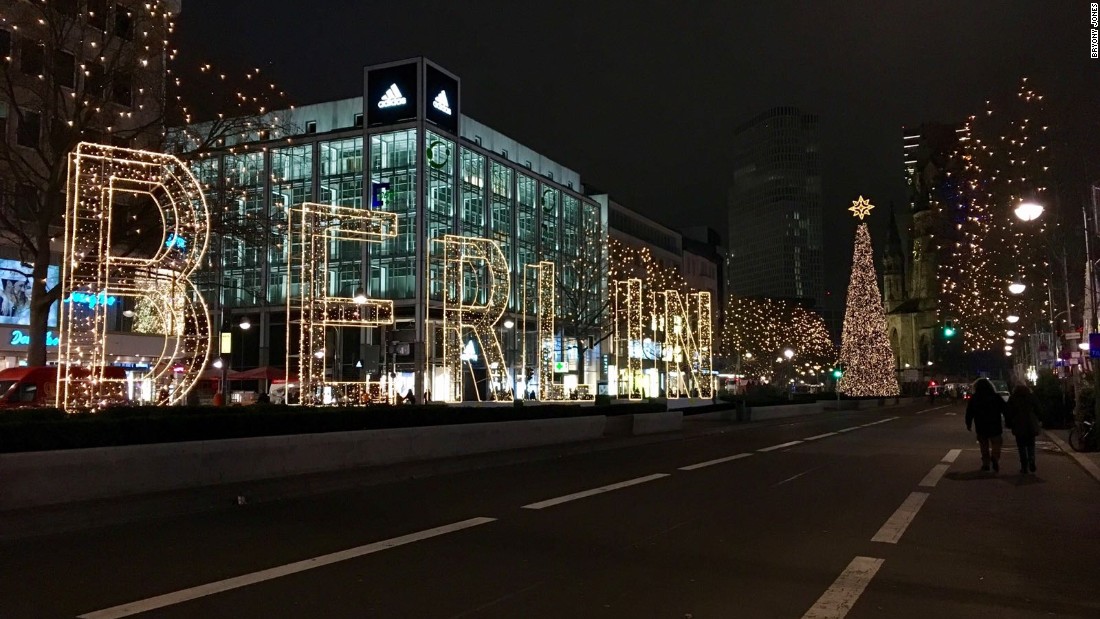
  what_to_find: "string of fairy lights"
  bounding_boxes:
[721,296,836,383]
[936,78,1054,353]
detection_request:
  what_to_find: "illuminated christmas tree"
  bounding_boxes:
[839,204,900,396]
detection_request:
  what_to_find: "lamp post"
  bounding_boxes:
[218,317,232,405]
[503,318,517,401]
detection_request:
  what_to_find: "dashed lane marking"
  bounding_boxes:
[78,517,497,619]
[871,492,929,544]
[678,453,753,471]
[918,464,950,488]
[942,449,962,463]
[521,473,670,510]
[804,432,838,441]
[801,556,885,619]
[759,440,803,452]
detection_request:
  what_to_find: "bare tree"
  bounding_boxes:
[0,0,290,365]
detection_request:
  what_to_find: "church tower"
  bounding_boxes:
[882,206,906,313]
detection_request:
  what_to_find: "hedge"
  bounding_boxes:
[0,402,666,453]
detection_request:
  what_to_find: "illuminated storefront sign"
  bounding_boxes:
[432,90,452,115]
[9,330,59,347]
[66,291,118,308]
[377,84,407,108]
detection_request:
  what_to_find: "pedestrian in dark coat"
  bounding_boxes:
[965,378,1007,472]
[1005,384,1042,474]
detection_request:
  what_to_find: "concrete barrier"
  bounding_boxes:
[604,411,683,436]
[0,416,607,511]
[632,411,683,434]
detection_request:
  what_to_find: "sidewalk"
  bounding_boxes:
[1043,427,1100,485]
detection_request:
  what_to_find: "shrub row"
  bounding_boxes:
[0,402,667,454]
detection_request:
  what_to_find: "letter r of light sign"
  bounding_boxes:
[59,143,212,412]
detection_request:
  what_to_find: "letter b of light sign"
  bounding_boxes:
[59,143,212,412]
[289,203,396,406]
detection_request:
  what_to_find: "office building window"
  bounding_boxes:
[115,9,134,40]
[20,40,44,75]
[305,121,317,134]
[112,74,132,106]
[460,147,485,236]
[54,51,75,89]
[17,110,40,148]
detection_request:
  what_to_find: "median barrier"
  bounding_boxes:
[604,411,683,436]
[0,415,607,511]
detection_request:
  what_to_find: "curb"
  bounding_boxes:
[1043,429,1100,484]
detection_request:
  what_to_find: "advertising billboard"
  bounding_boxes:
[365,62,419,127]
[0,259,59,327]
[424,64,459,133]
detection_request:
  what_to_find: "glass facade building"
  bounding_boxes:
[193,59,607,402]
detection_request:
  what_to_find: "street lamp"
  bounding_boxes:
[502,318,516,399]
[1014,200,1044,222]
[783,348,795,360]
[239,316,252,330]
[353,286,367,305]
[1007,315,1020,324]
[1008,282,1027,295]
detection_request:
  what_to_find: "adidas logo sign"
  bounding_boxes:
[432,90,452,115]
[377,84,407,109]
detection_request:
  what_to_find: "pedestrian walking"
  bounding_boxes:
[965,378,1007,472]
[1005,384,1042,474]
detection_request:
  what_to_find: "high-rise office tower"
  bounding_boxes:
[726,107,823,305]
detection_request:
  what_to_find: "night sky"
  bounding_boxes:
[177,1,1099,312]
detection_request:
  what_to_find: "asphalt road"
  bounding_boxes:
[2,401,1098,618]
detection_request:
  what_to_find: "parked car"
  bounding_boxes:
[0,366,127,408]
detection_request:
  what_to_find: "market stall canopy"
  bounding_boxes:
[233,366,287,381]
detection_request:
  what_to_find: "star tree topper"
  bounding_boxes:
[848,196,875,220]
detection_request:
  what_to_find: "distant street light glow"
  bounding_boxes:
[1008,282,1026,294]
[1006,315,1020,324]
[1014,201,1044,222]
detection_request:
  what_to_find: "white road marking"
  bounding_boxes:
[871,492,929,544]
[804,432,838,441]
[918,464,950,488]
[678,453,753,471]
[917,404,952,415]
[801,556,885,619]
[77,517,497,619]
[758,440,803,452]
[522,473,670,510]
[942,448,962,463]
[835,427,860,433]
[774,467,820,486]
[861,417,899,426]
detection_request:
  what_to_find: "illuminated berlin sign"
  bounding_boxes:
[377,84,407,108]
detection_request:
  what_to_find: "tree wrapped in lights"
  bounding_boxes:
[722,296,835,382]
[0,1,292,367]
[936,78,1056,352]
[839,223,899,396]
